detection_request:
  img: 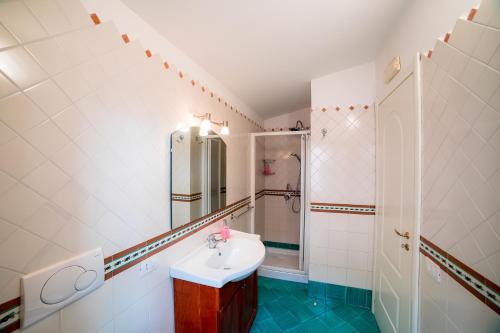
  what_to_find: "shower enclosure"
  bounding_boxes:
[250,130,310,282]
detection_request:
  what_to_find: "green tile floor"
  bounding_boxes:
[250,277,380,333]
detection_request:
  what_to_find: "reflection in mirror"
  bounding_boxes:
[170,127,227,229]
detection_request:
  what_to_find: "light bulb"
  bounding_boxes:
[199,127,208,136]
[200,118,211,131]
[220,121,229,135]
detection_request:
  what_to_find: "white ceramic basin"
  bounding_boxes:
[170,230,265,288]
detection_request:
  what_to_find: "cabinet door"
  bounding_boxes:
[219,287,242,333]
[242,272,257,332]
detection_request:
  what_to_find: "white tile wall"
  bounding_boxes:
[421,16,500,287]
[264,135,301,190]
[420,257,499,333]
[0,1,48,43]
[0,24,18,50]
[0,92,48,134]
[264,196,300,244]
[309,211,374,290]
[308,104,375,290]
[0,0,261,332]
[421,0,500,331]
[0,47,48,89]
[311,105,375,205]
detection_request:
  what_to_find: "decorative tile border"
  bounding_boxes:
[256,189,265,200]
[264,189,300,197]
[255,189,301,200]
[308,280,372,309]
[104,196,250,278]
[263,241,300,251]
[310,202,376,215]
[264,127,311,132]
[0,196,251,331]
[171,192,202,202]
[5,207,498,326]
[172,189,225,202]
[420,236,500,315]
[0,298,20,332]
[310,104,372,114]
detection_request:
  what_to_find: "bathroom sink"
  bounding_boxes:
[170,230,265,288]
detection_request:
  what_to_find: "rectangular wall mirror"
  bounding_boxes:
[170,127,227,229]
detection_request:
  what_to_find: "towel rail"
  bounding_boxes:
[230,204,254,220]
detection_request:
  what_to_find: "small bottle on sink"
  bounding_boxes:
[221,219,230,240]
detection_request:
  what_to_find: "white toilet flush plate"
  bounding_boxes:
[21,248,104,328]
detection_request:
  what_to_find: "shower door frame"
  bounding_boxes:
[249,130,310,273]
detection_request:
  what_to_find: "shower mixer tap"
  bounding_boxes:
[286,153,301,213]
[284,184,292,201]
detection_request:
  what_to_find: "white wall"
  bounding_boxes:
[81,0,260,214]
[264,107,310,131]
[375,0,479,99]
[311,62,375,109]
[81,0,262,124]
[309,105,376,290]
[418,1,500,331]
[308,63,376,290]
[372,1,500,332]
[0,0,259,332]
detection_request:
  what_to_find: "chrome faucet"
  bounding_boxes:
[207,232,226,249]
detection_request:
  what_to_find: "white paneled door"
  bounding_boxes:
[374,58,421,333]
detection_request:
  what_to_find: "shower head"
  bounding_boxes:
[289,153,301,162]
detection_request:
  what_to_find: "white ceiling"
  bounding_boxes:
[122,0,407,118]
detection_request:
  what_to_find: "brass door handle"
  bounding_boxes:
[394,229,410,239]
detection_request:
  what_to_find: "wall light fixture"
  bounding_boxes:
[193,113,230,136]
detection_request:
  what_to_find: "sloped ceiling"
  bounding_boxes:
[123,0,408,118]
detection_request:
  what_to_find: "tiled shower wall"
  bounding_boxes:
[254,135,302,246]
[420,1,500,331]
[263,135,301,245]
[0,0,260,331]
[252,111,310,246]
[309,105,376,290]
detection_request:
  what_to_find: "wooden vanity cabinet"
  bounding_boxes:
[173,271,258,333]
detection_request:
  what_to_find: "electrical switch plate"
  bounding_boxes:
[139,257,157,277]
[21,248,104,328]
